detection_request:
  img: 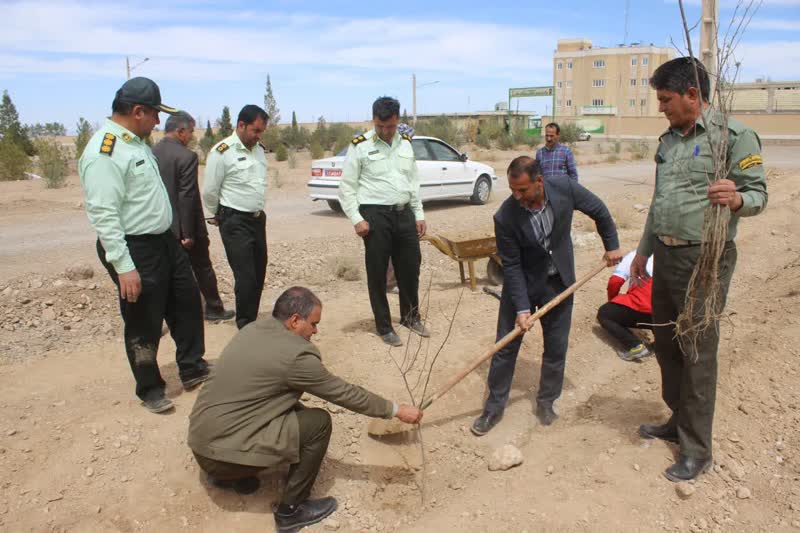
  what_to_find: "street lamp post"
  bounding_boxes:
[126,56,150,80]
[412,73,439,124]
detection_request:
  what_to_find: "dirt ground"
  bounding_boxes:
[1,143,799,532]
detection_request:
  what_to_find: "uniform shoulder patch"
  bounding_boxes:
[738,154,763,171]
[120,132,133,143]
[216,143,230,153]
[401,133,412,142]
[351,134,367,145]
[99,133,116,155]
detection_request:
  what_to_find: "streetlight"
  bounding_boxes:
[412,73,439,124]
[126,56,150,80]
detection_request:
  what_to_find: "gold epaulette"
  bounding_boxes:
[351,135,367,145]
[216,143,230,153]
[99,133,116,155]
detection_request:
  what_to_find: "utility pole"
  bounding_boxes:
[412,73,417,124]
[700,0,718,97]
[126,56,150,80]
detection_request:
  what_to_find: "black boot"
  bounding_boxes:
[535,403,558,426]
[274,497,337,532]
[471,412,502,436]
[638,420,679,444]
[663,455,712,482]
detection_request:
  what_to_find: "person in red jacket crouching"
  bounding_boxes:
[597,251,654,361]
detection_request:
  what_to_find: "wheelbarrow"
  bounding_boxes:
[423,233,504,290]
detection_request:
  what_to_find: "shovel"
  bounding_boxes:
[367,261,608,437]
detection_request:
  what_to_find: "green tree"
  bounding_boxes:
[260,127,281,153]
[217,106,233,138]
[415,115,463,147]
[74,117,93,160]
[401,109,409,124]
[0,90,34,155]
[34,138,68,188]
[263,75,281,126]
[199,120,217,158]
[310,140,324,159]
[275,143,288,162]
[558,122,583,145]
[0,137,31,181]
[291,111,298,130]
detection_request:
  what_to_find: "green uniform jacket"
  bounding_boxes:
[637,112,767,257]
[188,317,394,467]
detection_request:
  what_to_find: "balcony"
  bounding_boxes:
[581,106,617,116]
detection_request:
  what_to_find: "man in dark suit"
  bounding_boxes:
[153,112,234,322]
[472,156,623,436]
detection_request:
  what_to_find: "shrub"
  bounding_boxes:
[0,138,32,181]
[497,133,514,151]
[475,132,492,149]
[415,115,464,147]
[329,255,361,281]
[512,127,540,148]
[287,149,297,169]
[310,141,324,160]
[613,140,622,154]
[75,117,93,160]
[605,153,619,163]
[629,141,651,160]
[34,138,68,188]
[558,122,583,145]
[260,127,281,153]
[275,143,288,161]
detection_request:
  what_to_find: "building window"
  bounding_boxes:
[566,99,572,107]
[593,59,606,68]
[557,81,563,88]
[630,79,637,86]
[642,78,648,86]
[592,99,605,106]
[641,98,647,106]
[566,81,572,88]
[567,61,573,69]
[642,57,649,65]
[629,99,636,107]
[631,57,638,66]
[557,62,563,70]
[592,79,606,87]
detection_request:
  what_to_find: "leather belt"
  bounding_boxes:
[361,203,409,212]
[219,205,263,218]
[658,235,700,247]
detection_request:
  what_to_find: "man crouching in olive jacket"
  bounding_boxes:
[188,286,422,532]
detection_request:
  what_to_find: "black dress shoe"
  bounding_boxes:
[535,403,558,426]
[638,421,679,444]
[663,454,712,482]
[205,308,235,321]
[471,412,502,436]
[209,475,261,495]
[274,496,337,533]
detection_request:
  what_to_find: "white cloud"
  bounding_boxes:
[736,40,800,79]
[749,18,800,29]
[0,1,560,81]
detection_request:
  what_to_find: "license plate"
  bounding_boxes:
[325,169,342,177]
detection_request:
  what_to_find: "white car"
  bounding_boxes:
[578,131,592,141]
[307,135,498,212]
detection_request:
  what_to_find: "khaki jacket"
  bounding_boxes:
[188,317,393,467]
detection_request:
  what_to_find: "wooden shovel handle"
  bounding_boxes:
[419,261,608,411]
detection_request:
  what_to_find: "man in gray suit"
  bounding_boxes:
[472,156,622,436]
[153,112,234,321]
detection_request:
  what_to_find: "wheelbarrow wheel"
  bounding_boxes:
[486,257,503,286]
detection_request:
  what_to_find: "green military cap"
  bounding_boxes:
[115,77,179,114]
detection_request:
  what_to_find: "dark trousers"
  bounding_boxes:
[97,232,206,401]
[484,275,573,414]
[218,206,268,329]
[652,239,737,459]
[186,234,225,313]
[597,302,653,350]
[193,408,332,506]
[360,205,421,335]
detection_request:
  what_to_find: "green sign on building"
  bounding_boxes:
[509,86,554,98]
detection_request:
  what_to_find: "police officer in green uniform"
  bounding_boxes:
[79,77,210,413]
[338,97,429,347]
[630,58,768,481]
[202,105,268,330]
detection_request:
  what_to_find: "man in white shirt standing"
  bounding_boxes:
[202,105,268,329]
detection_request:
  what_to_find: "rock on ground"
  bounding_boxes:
[488,444,523,471]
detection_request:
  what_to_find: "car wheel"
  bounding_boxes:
[487,258,503,286]
[470,176,492,205]
[327,200,343,213]
[585,134,591,141]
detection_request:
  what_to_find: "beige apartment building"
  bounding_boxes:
[553,38,674,120]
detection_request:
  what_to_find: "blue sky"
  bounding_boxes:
[1,0,799,132]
